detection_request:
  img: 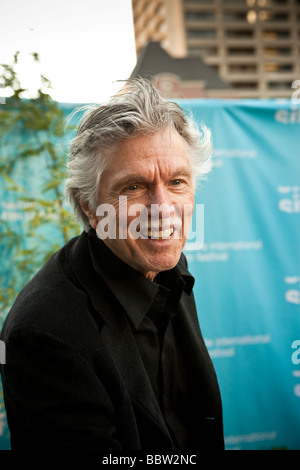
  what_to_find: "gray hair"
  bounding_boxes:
[65,78,212,230]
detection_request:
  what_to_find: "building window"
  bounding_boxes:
[185,12,216,22]
[186,29,217,38]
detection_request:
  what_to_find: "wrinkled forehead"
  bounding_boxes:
[102,130,191,185]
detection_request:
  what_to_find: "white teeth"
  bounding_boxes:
[147,227,174,239]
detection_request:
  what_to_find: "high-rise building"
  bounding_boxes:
[132,0,300,98]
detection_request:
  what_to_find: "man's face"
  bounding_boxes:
[87,128,195,281]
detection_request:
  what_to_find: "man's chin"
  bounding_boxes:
[143,253,182,276]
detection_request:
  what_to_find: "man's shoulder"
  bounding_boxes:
[1,232,92,341]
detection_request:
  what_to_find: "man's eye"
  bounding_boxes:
[171,179,182,186]
[128,184,139,191]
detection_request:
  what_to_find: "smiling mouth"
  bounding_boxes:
[147,226,174,240]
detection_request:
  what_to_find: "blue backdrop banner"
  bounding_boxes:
[0,98,300,450]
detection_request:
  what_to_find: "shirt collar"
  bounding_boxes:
[87,228,194,329]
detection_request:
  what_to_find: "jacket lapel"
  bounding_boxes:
[99,311,173,442]
[69,232,174,446]
[174,291,223,421]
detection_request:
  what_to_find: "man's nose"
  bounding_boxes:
[148,186,174,218]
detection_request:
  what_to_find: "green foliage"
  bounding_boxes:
[0,52,81,324]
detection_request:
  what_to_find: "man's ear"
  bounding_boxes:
[80,198,97,230]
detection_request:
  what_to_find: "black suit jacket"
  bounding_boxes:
[0,230,224,450]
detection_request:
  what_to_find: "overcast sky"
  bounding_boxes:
[0,0,137,103]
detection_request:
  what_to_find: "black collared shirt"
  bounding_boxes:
[88,229,195,450]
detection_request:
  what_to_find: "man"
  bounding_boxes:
[0,78,224,450]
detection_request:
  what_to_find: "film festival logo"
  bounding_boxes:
[291,80,300,105]
[292,341,300,365]
[275,81,300,123]
[277,186,300,214]
[94,197,204,247]
[284,276,300,305]
[292,340,300,397]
